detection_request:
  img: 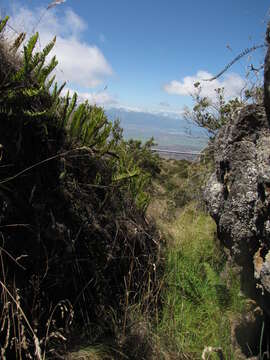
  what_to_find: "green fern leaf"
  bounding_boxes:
[52,82,58,99]
[23,109,47,118]
[0,16,9,33]
[22,87,43,97]
[60,90,70,127]
[64,92,77,126]
[38,55,58,84]
[26,32,38,59]
[46,75,56,90]
[56,82,66,97]
[42,36,56,58]
[70,104,85,138]
[113,169,140,182]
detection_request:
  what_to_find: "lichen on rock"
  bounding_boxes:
[204,103,270,313]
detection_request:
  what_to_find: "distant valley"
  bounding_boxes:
[106,107,209,154]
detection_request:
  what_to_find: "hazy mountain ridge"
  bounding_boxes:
[106,107,209,152]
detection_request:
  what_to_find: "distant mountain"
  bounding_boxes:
[105,107,209,152]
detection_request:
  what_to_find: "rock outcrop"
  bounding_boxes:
[205,104,270,310]
[205,23,270,320]
[203,24,270,358]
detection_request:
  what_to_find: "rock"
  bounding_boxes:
[264,21,270,122]
[204,104,270,313]
[204,21,270,358]
[230,304,263,359]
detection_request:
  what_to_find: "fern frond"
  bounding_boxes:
[46,75,56,90]
[42,36,56,58]
[38,55,58,84]
[26,33,39,60]
[23,45,30,75]
[33,37,56,77]
[52,82,58,99]
[22,33,39,76]
[32,52,42,68]
[64,92,77,126]
[89,122,111,148]
[56,82,66,97]
[23,109,47,118]
[35,57,46,77]
[0,16,9,33]
[113,169,140,182]
[60,90,70,127]
[22,87,43,97]
[70,104,85,138]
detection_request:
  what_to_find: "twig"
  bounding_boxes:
[0,246,26,270]
[203,44,265,81]
[0,224,30,229]
[0,146,92,186]
[0,281,42,360]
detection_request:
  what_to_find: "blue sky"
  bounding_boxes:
[1,0,269,115]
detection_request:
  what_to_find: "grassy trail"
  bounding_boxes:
[147,158,246,359]
[69,158,246,359]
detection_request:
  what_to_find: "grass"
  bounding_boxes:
[148,159,246,359]
[67,345,114,360]
[65,157,246,360]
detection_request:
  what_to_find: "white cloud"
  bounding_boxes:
[64,8,87,34]
[79,91,117,106]
[52,37,112,87]
[62,87,117,107]
[164,70,246,101]
[7,5,113,88]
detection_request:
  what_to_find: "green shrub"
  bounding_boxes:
[0,17,161,359]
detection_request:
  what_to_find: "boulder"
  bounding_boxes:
[204,104,270,313]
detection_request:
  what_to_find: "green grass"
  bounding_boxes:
[157,204,245,359]
[68,158,247,360]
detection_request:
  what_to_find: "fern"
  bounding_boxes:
[22,33,39,77]
[26,33,39,61]
[113,169,140,182]
[46,75,56,90]
[0,20,62,149]
[42,36,56,58]
[64,92,77,127]
[0,16,9,33]
[0,16,153,216]
[70,103,85,138]
[52,81,66,100]
[34,37,56,76]
[60,91,70,127]
[23,109,47,118]
[22,88,43,97]
[38,55,58,84]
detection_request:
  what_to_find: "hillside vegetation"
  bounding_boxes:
[147,158,247,359]
[0,17,162,359]
[0,16,250,360]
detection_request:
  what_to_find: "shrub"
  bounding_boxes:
[0,17,161,358]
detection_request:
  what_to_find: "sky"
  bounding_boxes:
[1,0,269,116]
